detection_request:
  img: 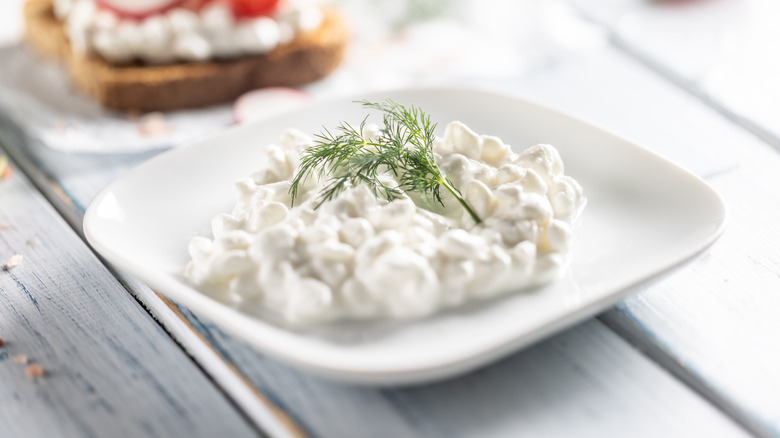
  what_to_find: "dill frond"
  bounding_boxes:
[289,99,482,224]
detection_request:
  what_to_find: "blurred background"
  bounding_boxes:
[1,0,778,153]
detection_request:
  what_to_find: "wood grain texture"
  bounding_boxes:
[499,46,780,437]
[604,152,780,436]
[0,114,306,438]
[2,4,778,435]
[0,150,258,437]
[568,0,780,148]
[179,312,748,438]
[150,286,307,438]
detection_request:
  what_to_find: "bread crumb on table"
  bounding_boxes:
[5,254,23,270]
[0,155,13,180]
[25,364,44,379]
[13,354,28,365]
[0,337,4,347]
[137,112,175,137]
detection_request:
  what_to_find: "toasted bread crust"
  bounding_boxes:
[24,0,348,111]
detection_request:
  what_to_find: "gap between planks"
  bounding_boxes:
[155,290,308,438]
[568,3,780,153]
[0,140,307,438]
[561,6,780,436]
[597,310,766,438]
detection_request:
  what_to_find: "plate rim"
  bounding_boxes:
[83,85,729,384]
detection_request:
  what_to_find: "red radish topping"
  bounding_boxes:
[95,0,185,20]
[230,0,282,18]
[233,87,312,124]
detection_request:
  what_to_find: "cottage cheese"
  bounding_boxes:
[185,121,586,324]
[54,0,323,64]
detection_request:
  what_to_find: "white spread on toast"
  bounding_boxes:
[184,121,586,325]
[54,0,324,64]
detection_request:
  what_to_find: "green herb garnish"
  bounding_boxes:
[289,99,482,224]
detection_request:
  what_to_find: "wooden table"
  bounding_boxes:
[1,0,778,436]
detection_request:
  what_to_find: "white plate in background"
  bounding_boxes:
[84,87,727,385]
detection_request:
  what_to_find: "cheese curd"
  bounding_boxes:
[185,122,586,324]
[55,0,323,64]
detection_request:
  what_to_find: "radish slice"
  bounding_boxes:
[233,87,312,124]
[230,0,282,18]
[96,0,185,20]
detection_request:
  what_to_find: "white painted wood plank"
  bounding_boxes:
[189,315,749,438]
[569,0,780,147]
[488,49,743,179]
[116,275,306,438]
[604,156,780,435]
[0,114,307,438]
[0,151,258,437]
[492,46,780,436]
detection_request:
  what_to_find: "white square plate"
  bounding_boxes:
[84,87,727,385]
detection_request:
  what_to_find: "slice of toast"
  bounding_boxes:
[24,0,348,111]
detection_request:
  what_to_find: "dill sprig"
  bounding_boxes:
[289,99,482,224]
